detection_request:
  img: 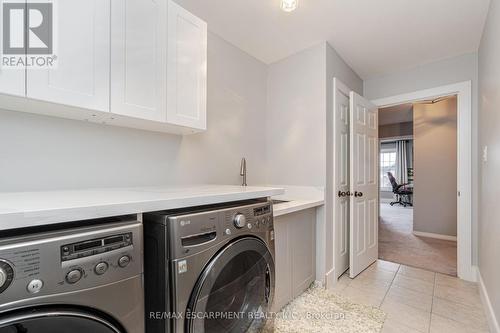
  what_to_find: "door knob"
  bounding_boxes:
[354,191,363,198]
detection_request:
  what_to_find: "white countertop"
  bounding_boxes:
[273,199,324,217]
[0,185,284,230]
[269,185,325,217]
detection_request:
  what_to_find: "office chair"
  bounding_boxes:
[387,172,413,207]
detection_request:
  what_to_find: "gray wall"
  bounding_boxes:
[363,53,479,263]
[478,0,500,324]
[413,97,457,236]
[266,43,327,187]
[0,32,269,191]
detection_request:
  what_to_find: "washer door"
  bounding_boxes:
[0,308,124,333]
[186,237,275,333]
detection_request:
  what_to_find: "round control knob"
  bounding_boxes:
[94,262,108,275]
[233,214,246,229]
[66,269,83,284]
[27,279,43,294]
[0,260,14,294]
[118,255,131,268]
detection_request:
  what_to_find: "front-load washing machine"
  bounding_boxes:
[144,199,275,333]
[0,217,144,333]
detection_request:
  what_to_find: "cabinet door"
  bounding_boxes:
[272,217,291,312]
[27,0,110,112]
[0,1,25,97]
[290,209,316,298]
[166,0,207,130]
[110,0,167,122]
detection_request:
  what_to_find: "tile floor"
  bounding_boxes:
[332,260,490,333]
[379,203,457,276]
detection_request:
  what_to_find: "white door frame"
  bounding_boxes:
[372,81,475,282]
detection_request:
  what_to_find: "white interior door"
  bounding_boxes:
[349,91,379,278]
[333,78,350,279]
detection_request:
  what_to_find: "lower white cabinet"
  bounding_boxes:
[273,208,316,312]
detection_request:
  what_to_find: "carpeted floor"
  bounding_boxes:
[264,285,386,333]
[378,202,457,276]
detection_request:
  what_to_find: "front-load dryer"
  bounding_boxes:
[144,199,275,333]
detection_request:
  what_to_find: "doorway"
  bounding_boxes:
[378,97,457,276]
[331,80,475,285]
[372,81,474,281]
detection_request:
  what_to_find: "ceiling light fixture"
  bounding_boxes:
[281,0,298,12]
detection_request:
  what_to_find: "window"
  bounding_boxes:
[380,149,396,189]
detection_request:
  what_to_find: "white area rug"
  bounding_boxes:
[264,285,386,333]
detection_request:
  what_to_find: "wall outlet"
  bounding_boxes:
[483,146,488,162]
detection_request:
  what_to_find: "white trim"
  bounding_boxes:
[380,135,414,142]
[325,268,336,290]
[372,81,474,282]
[478,268,500,333]
[412,231,457,241]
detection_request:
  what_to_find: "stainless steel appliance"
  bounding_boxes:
[144,199,275,333]
[0,217,144,333]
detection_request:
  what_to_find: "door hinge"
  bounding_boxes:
[457,191,461,197]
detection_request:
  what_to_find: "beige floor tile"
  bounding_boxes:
[434,283,482,307]
[393,274,434,296]
[370,259,401,273]
[358,266,397,283]
[435,272,479,290]
[398,265,436,283]
[432,297,489,330]
[339,285,386,308]
[381,299,431,332]
[330,274,351,293]
[382,318,425,333]
[430,314,490,333]
[349,273,393,291]
[385,285,433,312]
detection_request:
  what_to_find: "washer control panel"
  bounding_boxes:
[60,232,132,261]
[0,220,142,305]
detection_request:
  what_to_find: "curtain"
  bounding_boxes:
[395,140,408,184]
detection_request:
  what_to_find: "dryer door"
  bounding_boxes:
[186,237,275,333]
[0,307,124,333]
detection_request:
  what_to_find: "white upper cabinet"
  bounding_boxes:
[27,0,110,112]
[0,62,25,99]
[110,0,168,122]
[166,0,207,130]
[0,0,207,134]
[0,2,25,97]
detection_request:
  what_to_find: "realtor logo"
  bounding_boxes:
[2,1,56,68]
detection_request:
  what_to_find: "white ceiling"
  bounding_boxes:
[379,104,413,125]
[174,0,490,79]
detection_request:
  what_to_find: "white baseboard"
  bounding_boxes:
[412,230,457,241]
[478,268,500,333]
[325,268,336,290]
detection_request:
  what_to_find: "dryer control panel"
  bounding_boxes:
[0,220,142,306]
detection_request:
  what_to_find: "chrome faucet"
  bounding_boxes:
[240,158,247,186]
